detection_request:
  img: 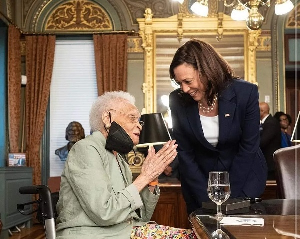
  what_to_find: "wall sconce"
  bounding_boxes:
[173,0,294,30]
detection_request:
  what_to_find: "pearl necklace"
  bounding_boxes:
[198,95,218,113]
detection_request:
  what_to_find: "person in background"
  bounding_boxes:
[259,102,281,180]
[55,121,86,161]
[56,91,196,239]
[274,111,292,148]
[169,39,267,215]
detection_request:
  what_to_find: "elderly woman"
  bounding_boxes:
[56,91,196,238]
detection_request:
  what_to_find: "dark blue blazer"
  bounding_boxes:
[169,79,267,214]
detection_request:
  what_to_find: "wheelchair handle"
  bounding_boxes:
[19,185,54,219]
[19,186,40,194]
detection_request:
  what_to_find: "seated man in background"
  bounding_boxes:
[259,102,281,180]
[55,121,85,161]
[56,91,196,239]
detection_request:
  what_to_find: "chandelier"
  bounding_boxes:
[172,0,295,30]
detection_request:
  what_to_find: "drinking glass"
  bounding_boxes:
[211,220,230,239]
[207,171,231,220]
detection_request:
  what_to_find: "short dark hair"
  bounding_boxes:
[273,111,285,121]
[274,111,292,125]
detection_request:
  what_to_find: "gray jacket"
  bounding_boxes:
[56,131,159,238]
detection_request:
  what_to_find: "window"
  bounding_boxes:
[49,39,98,176]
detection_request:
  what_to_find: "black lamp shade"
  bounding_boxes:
[138,113,171,146]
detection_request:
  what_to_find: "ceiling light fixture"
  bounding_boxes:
[231,2,249,21]
[275,0,294,15]
[191,0,209,17]
[172,0,185,3]
[174,0,294,30]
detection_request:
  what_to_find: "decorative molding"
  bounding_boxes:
[122,0,177,24]
[286,2,300,28]
[272,15,279,112]
[127,37,143,52]
[138,8,154,113]
[216,12,223,42]
[22,0,35,28]
[45,0,112,31]
[247,30,261,84]
[257,31,271,51]
[177,12,183,42]
[6,0,12,19]
[32,0,51,31]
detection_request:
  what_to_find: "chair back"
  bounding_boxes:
[273,144,300,199]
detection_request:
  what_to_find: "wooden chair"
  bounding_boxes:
[273,144,300,199]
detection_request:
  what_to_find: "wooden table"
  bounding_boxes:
[150,178,190,229]
[150,179,279,229]
[190,199,300,238]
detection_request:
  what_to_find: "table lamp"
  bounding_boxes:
[137,113,171,147]
[128,113,171,177]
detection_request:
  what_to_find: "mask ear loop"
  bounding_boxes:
[109,112,112,123]
[104,112,112,133]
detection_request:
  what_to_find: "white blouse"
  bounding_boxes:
[199,115,219,147]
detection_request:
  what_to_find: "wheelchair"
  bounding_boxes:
[17,185,56,239]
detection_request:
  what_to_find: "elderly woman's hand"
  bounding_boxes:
[133,140,178,192]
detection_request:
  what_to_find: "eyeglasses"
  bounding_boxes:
[108,109,144,127]
[128,114,144,126]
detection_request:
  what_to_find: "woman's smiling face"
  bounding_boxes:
[173,63,207,102]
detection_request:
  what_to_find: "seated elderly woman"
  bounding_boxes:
[56,91,196,239]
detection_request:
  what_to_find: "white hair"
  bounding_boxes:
[89,91,135,132]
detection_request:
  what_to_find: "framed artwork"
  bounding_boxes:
[285,34,300,65]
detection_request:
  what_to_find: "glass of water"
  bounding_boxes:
[207,171,231,220]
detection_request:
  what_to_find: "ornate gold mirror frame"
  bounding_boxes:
[137,8,261,113]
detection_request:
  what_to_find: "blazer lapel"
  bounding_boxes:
[218,86,236,145]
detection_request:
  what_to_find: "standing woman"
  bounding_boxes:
[169,39,267,214]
